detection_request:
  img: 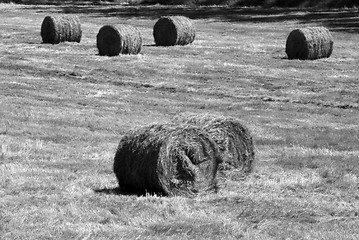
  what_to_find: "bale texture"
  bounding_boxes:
[285,26,333,60]
[96,24,142,56]
[113,124,222,196]
[153,16,195,46]
[41,15,82,44]
[173,113,255,174]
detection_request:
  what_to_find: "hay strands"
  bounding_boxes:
[153,16,195,46]
[285,26,334,60]
[173,113,255,174]
[41,15,82,44]
[113,124,222,197]
[96,24,142,56]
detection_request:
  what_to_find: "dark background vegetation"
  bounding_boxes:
[153,0,359,8]
[1,0,358,8]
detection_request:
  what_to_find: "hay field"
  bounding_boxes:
[1,3,359,239]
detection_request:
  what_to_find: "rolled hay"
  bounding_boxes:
[153,16,195,46]
[285,26,333,60]
[41,15,82,44]
[113,124,222,196]
[96,24,142,56]
[173,113,255,174]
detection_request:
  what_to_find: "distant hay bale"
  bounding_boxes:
[153,16,195,46]
[41,15,82,44]
[96,24,142,56]
[113,124,222,196]
[285,26,334,60]
[173,113,255,174]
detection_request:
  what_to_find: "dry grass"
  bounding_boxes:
[285,26,334,60]
[41,15,82,44]
[153,16,195,46]
[96,24,142,56]
[113,123,222,196]
[173,112,255,174]
[0,3,359,240]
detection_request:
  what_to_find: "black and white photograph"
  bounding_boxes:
[0,0,358,239]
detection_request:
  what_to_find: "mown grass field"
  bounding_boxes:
[0,3,359,239]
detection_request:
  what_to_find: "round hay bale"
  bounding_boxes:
[41,15,82,44]
[153,16,195,46]
[173,113,255,174]
[113,124,222,196]
[285,26,334,60]
[96,24,142,56]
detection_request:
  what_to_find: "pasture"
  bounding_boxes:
[0,3,359,239]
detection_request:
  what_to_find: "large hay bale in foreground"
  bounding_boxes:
[153,16,195,46]
[96,25,142,56]
[173,113,255,174]
[41,15,82,44]
[285,26,333,60]
[113,124,222,196]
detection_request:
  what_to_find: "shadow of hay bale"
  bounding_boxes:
[285,26,334,60]
[173,113,255,175]
[96,24,142,56]
[153,16,195,46]
[113,124,222,197]
[41,15,82,44]
[93,187,145,196]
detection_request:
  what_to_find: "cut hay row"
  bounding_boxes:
[113,124,222,197]
[173,113,255,174]
[96,24,142,56]
[285,26,334,60]
[41,15,82,44]
[153,16,195,46]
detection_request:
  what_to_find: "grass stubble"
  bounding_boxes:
[0,3,359,239]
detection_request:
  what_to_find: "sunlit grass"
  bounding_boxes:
[0,3,358,239]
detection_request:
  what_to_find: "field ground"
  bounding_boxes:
[1,3,359,239]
